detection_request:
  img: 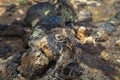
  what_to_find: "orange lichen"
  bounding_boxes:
[41,45,54,60]
[77,27,87,43]
[39,38,54,60]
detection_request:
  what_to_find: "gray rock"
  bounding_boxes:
[19,48,49,79]
[5,53,22,80]
[77,10,92,21]
[0,46,14,59]
[60,61,83,79]
[80,69,110,80]
[99,22,117,34]
[115,11,120,20]
[108,17,120,26]
[91,28,109,42]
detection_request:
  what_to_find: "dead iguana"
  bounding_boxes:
[24,0,76,27]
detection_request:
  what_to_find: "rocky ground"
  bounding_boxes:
[0,0,120,80]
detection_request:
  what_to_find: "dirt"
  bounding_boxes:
[0,0,120,80]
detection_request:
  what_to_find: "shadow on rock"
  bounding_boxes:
[78,43,118,80]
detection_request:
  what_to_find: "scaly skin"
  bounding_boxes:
[54,0,77,24]
[24,2,56,27]
[20,16,80,79]
[24,0,76,26]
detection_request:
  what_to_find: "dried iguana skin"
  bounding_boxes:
[28,16,69,60]
[20,16,78,79]
[24,0,76,26]
[24,2,56,27]
[54,0,77,24]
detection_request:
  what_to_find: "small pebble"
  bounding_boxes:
[115,40,120,46]
[77,10,92,21]
[99,22,117,34]
[100,51,110,61]
[117,59,120,63]
[83,36,96,45]
[108,17,120,26]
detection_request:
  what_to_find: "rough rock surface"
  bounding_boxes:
[0,0,120,80]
